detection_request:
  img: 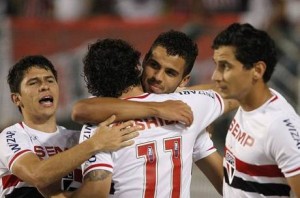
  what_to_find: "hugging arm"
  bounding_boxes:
[71,170,112,198]
[72,97,194,126]
[12,116,139,195]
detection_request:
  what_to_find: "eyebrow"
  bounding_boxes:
[26,75,55,83]
[148,58,159,65]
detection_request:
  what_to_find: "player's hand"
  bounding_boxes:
[156,100,193,126]
[91,115,141,152]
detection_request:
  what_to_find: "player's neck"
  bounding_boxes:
[119,85,144,99]
[23,115,57,133]
[240,84,272,111]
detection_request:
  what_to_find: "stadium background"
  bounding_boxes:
[0,1,299,197]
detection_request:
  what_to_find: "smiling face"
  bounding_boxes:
[212,46,256,102]
[141,46,190,94]
[11,67,59,122]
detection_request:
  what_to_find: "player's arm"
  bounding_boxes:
[72,97,193,126]
[269,118,300,197]
[287,174,300,197]
[12,116,140,190]
[195,152,223,195]
[71,170,112,198]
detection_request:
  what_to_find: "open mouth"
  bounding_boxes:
[39,95,54,105]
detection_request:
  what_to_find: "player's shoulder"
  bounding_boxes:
[176,89,217,98]
[0,123,25,137]
[171,89,220,104]
[0,123,28,148]
[57,126,80,139]
[80,123,98,136]
[58,125,79,132]
[266,89,299,119]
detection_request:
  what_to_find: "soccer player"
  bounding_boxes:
[71,30,238,195]
[0,55,141,197]
[70,38,233,197]
[211,23,300,197]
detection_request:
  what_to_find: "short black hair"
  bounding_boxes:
[212,23,277,82]
[83,38,141,97]
[143,30,198,76]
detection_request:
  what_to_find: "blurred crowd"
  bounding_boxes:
[0,0,296,26]
[0,0,299,124]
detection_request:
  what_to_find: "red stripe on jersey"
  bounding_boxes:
[123,93,151,100]
[268,95,278,103]
[207,146,215,151]
[18,122,24,128]
[214,92,223,114]
[286,167,300,174]
[8,149,32,170]
[2,174,22,189]
[226,148,284,177]
[83,163,113,175]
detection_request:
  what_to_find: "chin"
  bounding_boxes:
[219,91,230,99]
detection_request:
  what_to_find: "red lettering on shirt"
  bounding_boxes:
[34,146,67,158]
[229,118,255,147]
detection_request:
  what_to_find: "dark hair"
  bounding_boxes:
[212,23,277,82]
[143,30,198,76]
[83,39,141,97]
[7,55,58,93]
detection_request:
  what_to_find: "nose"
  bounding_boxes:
[153,70,164,82]
[211,69,222,82]
[39,81,50,91]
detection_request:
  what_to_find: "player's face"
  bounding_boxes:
[12,67,59,121]
[141,46,190,94]
[212,46,255,102]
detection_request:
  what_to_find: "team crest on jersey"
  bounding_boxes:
[225,151,236,184]
[147,146,155,162]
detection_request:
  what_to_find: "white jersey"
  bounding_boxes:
[0,122,81,198]
[192,129,216,162]
[80,90,224,198]
[223,89,300,197]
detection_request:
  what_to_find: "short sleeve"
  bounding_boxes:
[79,124,114,178]
[81,152,113,178]
[266,116,300,177]
[193,130,217,162]
[0,127,33,172]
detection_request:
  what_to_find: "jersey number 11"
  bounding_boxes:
[137,137,182,198]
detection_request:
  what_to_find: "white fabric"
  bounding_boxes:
[193,130,216,162]
[80,90,224,197]
[0,122,80,197]
[223,89,300,197]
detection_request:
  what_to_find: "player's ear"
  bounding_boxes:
[178,75,191,88]
[253,61,266,80]
[11,93,21,106]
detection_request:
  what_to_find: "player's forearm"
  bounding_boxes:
[29,139,97,189]
[72,97,160,124]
